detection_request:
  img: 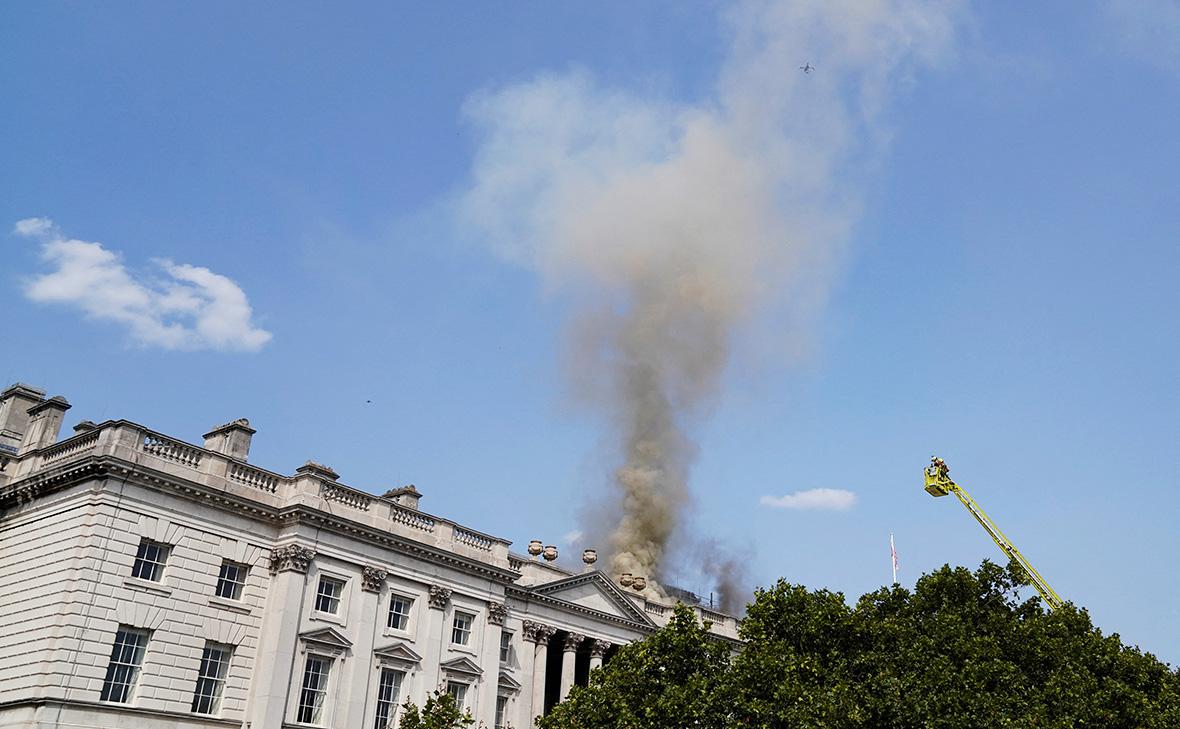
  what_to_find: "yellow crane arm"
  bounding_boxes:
[924,458,1064,610]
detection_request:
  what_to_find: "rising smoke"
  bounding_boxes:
[461,0,961,604]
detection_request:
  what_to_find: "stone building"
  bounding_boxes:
[0,383,738,729]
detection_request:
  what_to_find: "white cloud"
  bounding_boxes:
[760,488,858,511]
[13,218,272,352]
[563,530,584,545]
[14,217,54,237]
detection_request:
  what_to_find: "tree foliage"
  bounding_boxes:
[397,688,474,729]
[541,560,1180,729]
[539,603,733,729]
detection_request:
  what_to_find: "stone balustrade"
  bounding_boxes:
[454,527,494,551]
[320,481,373,511]
[390,503,435,532]
[227,461,281,493]
[698,607,729,627]
[142,432,204,468]
[0,419,514,571]
[38,430,100,464]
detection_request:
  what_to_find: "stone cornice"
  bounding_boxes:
[277,508,520,584]
[1,454,521,585]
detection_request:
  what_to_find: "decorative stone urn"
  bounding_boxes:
[631,576,647,591]
[618,572,633,587]
[542,545,558,562]
[527,540,544,558]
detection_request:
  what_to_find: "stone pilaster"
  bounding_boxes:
[249,545,316,728]
[419,584,453,710]
[343,566,384,728]
[477,602,507,727]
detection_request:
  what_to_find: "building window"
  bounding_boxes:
[99,626,150,703]
[191,641,232,714]
[131,538,170,582]
[387,594,412,631]
[297,655,331,725]
[373,667,404,729]
[446,681,468,708]
[451,611,473,646]
[315,577,345,615]
[495,695,509,729]
[499,631,513,663]
[215,560,249,600]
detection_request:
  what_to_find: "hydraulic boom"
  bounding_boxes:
[924,457,1064,610]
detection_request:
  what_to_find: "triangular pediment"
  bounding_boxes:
[298,627,352,650]
[528,571,655,626]
[374,641,422,665]
[440,655,484,677]
[498,670,522,692]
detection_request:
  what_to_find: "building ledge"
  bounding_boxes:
[208,596,251,615]
[123,576,173,597]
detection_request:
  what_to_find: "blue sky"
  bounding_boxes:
[3,2,1178,663]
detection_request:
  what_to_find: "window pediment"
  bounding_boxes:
[298,627,352,657]
[498,670,522,692]
[373,640,423,667]
[440,655,483,678]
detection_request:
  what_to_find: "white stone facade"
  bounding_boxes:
[0,383,738,729]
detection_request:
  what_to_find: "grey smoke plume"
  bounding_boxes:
[461,0,961,600]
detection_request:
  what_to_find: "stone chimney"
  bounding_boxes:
[295,461,340,481]
[19,396,72,455]
[0,383,47,454]
[203,419,255,461]
[382,484,422,510]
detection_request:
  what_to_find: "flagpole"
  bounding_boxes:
[890,532,898,585]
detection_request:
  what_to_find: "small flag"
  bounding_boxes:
[890,532,899,585]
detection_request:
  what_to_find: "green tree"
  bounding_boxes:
[397,688,474,729]
[729,560,1180,728]
[538,604,733,729]
[543,560,1180,728]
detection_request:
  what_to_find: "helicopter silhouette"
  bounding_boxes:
[800,62,814,73]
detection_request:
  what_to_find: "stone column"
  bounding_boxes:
[341,566,387,728]
[248,544,315,729]
[526,622,556,726]
[588,639,609,673]
[558,632,584,702]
